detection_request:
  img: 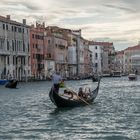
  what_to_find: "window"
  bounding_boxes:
[24,57,25,65]
[7,40,10,50]
[95,63,98,67]
[95,53,98,59]
[95,46,97,49]
[23,43,25,52]
[6,25,8,30]
[3,24,5,30]
[18,28,21,33]
[36,44,38,49]
[47,53,51,58]
[32,34,34,38]
[7,56,9,65]
[28,43,29,52]
[14,26,17,32]
[13,56,15,65]
[15,40,16,51]
[11,26,14,31]
[12,40,14,51]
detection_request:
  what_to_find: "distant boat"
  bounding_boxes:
[0,79,9,85]
[102,73,112,77]
[128,74,137,81]
[112,71,122,77]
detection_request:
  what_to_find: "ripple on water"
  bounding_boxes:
[0,77,140,140]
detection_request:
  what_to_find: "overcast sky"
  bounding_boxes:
[0,0,140,50]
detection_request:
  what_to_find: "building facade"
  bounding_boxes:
[0,15,30,81]
[124,44,140,74]
[30,23,45,79]
[89,41,103,74]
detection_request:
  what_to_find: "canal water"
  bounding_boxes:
[0,77,140,140]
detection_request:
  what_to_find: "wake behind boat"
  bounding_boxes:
[49,79,100,108]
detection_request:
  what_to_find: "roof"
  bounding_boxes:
[125,44,140,51]
[0,15,29,27]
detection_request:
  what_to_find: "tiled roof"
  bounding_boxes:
[0,15,29,27]
[125,45,140,51]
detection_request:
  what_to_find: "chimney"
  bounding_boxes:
[23,19,26,25]
[6,15,10,20]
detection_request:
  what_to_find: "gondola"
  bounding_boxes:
[5,80,18,88]
[49,79,100,108]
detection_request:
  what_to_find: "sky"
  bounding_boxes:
[0,0,140,50]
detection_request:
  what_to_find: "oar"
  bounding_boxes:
[65,87,90,105]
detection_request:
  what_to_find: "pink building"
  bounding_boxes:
[45,26,68,77]
[30,23,45,79]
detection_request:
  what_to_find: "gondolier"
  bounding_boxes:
[51,71,62,93]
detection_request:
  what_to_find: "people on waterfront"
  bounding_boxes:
[52,71,62,93]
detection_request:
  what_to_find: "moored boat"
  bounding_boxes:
[49,79,100,108]
[5,80,18,88]
[0,79,9,85]
[112,71,122,77]
[128,74,137,81]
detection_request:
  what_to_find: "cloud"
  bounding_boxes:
[103,4,136,13]
[0,0,140,50]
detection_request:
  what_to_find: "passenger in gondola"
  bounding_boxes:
[52,71,62,93]
[85,87,91,99]
[78,87,87,99]
[64,89,73,99]
[78,87,91,100]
